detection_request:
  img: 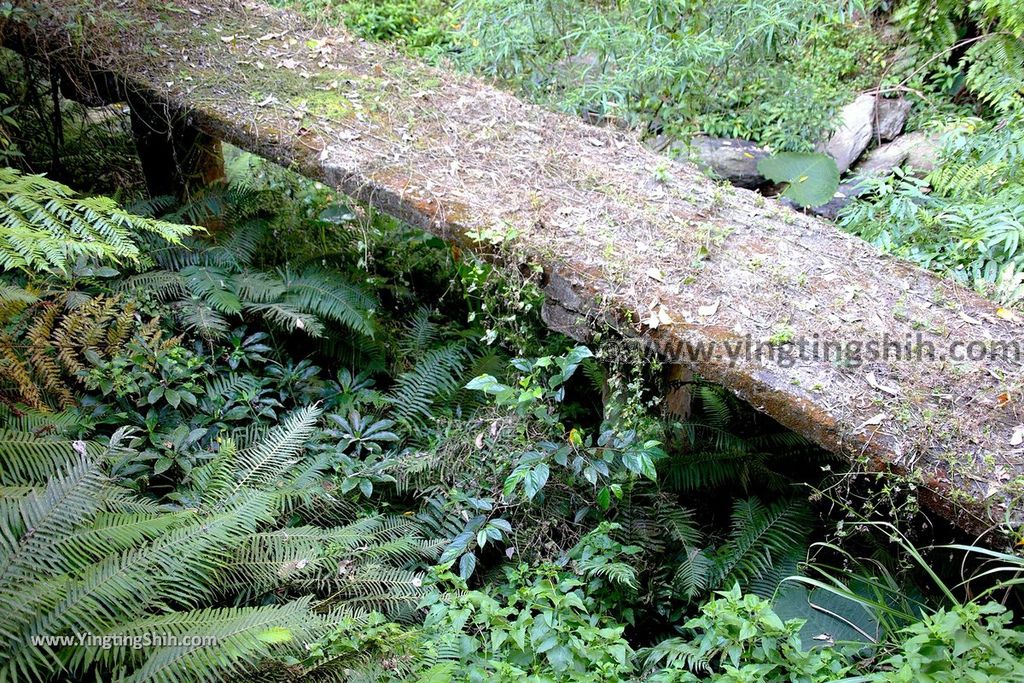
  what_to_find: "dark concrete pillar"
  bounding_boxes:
[127,93,224,200]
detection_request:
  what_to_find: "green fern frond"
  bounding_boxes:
[713,497,811,591]
[399,307,438,359]
[233,270,286,303]
[748,545,805,600]
[695,385,732,428]
[386,344,469,428]
[282,268,377,338]
[0,427,437,681]
[0,282,37,307]
[0,430,100,484]
[640,636,710,676]
[202,374,262,402]
[0,168,196,276]
[0,406,85,437]
[672,547,714,601]
[230,406,322,499]
[175,298,230,339]
[0,454,105,583]
[657,503,702,548]
[181,265,242,314]
[58,510,194,565]
[127,194,178,219]
[580,357,607,395]
[322,566,428,616]
[206,216,268,267]
[119,270,186,301]
[80,598,319,683]
[964,34,1024,113]
[244,301,325,337]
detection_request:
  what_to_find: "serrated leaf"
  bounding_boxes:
[255,627,293,644]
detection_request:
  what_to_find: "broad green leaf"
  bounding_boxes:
[757,152,840,208]
[459,552,477,580]
[164,388,181,408]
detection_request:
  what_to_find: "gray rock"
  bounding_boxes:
[853,138,912,177]
[851,130,943,178]
[811,181,872,219]
[903,131,942,173]
[675,135,769,189]
[824,94,876,173]
[645,133,673,153]
[85,103,130,125]
[874,98,910,141]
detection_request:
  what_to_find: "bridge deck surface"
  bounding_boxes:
[8,0,1024,531]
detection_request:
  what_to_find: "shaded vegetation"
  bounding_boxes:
[1,0,1023,681]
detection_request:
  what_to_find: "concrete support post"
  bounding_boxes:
[127,93,224,200]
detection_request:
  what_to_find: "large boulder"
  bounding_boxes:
[903,130,942,173]
[852,130,943,178]
[875,97,910,141]
[677,135,770,188]
[854,137,913,177]
[823,94,876,173]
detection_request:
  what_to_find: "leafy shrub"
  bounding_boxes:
[417,563,635,681]
[448,0,881,150]
[270,0,452,53]
[864,602,1024,682]
[840,113,1024,306]
[641,585,851,682]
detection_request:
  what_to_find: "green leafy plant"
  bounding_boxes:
[858,602,1024,682]
[0,409,435,682]
[641,584,851,682]
[840,113,1024,306]
[758,152,840,208]
[0,167,195,275]
[447,0,879,151]
[891,0,1024,115]
[415,563,635,681]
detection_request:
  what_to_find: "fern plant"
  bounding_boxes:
[893,0,1024,114]
[841,113,1024,306]
[121,210,377,340]
[664,382,831,494]
[0,292,166,410]
[385,343,470,429]
[0,407,436,682]
[0,167,195,276]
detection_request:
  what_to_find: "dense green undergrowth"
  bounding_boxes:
[1,0,1024,680]
[0,152,1022,681]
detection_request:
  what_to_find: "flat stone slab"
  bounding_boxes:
[8,0,1024,533]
